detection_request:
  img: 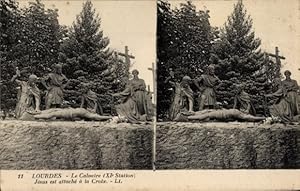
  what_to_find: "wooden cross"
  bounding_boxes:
[266,46,285,65]
[118,46,135,65]
[148,62,157,170]
[147,62,156,104]
[147,85,153,95]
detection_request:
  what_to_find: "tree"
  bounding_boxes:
[59,1,129,112]
[157,0,174,119]
[211,0,277,114]
[14,0,61,75]
[157,0,214,119]
[1,0,64,112]
[0,0,21,111]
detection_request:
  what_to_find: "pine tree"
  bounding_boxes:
[157,0,214,119]
[212,0,275,114]
[171,1,212,77]
[59,1,128,112]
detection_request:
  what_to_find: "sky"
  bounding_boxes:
[16,0,300,86]
[170,0,300,83]
[18,0,156,91]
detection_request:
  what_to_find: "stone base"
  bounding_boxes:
[0,120,153,170]
[156,122,300,169]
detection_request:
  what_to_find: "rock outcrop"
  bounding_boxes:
[0,121,153,169]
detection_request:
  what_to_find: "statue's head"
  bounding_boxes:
[182,75,191,83]
[54,63,63,74]
[132,69,139,77]
[79,82,90,93]
[236,83,246,93]
[28,74,38,84]
[169,68,174,78]
[284,70,291,79]
[206,65,215,75]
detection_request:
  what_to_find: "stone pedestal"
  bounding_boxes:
[156,122,300,169]
[0,121,153,169]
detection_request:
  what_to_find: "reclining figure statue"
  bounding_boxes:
[32,108,112,121]
[185,109,265,122]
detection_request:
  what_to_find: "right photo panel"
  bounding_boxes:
[156,0,300,169]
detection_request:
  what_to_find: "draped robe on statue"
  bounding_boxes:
[282,79,299,116]
[268,86,293,123]
[81,90,103,115]
[234,90,256,115]
[44,73,68,109]
[196,74,219,109]
[131,78,148,116]
[168,80,193,120]
[15,80,40,119]
[115,79,149,123]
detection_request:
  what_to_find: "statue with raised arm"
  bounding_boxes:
[42,63,69,109]
[164,72,194,121]
[233,83,256,115]
[11,67,41,119]
[194,65,220,110]
[282,70,299,116]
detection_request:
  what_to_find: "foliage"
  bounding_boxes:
[212,0,280,114]
[59,1,129,112]
[157,0,214,119]
[0,0,21,111]
[1,0,129,114]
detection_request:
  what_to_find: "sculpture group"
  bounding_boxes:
[10,64,153,123]
[165,65,300,123]
[7,61,300,124]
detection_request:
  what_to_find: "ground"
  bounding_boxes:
[1,120,299,169]
[156,122,300,169]
[0,120,153,170]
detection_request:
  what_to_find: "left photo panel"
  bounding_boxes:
[0,0,156,170]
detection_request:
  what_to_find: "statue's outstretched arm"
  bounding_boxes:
[10,67,21,84]
[41,75,50,90]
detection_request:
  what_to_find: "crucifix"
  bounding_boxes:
[118,46,135,65]
[266,46,285,65]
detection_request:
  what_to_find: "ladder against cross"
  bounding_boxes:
[266,46,286,64]
[117,46,135,65]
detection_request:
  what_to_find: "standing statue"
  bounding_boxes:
[265,78,293,123]
[130,69,149,116]
[233,83,256,115]
[194,65,220,110]
[80,83,103,115]
[112,69,150,123]
[282,70,299,116]
[11,68,41,119]
[42,63,69,109]
[164,73,194,121]
[180,76,194,113]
